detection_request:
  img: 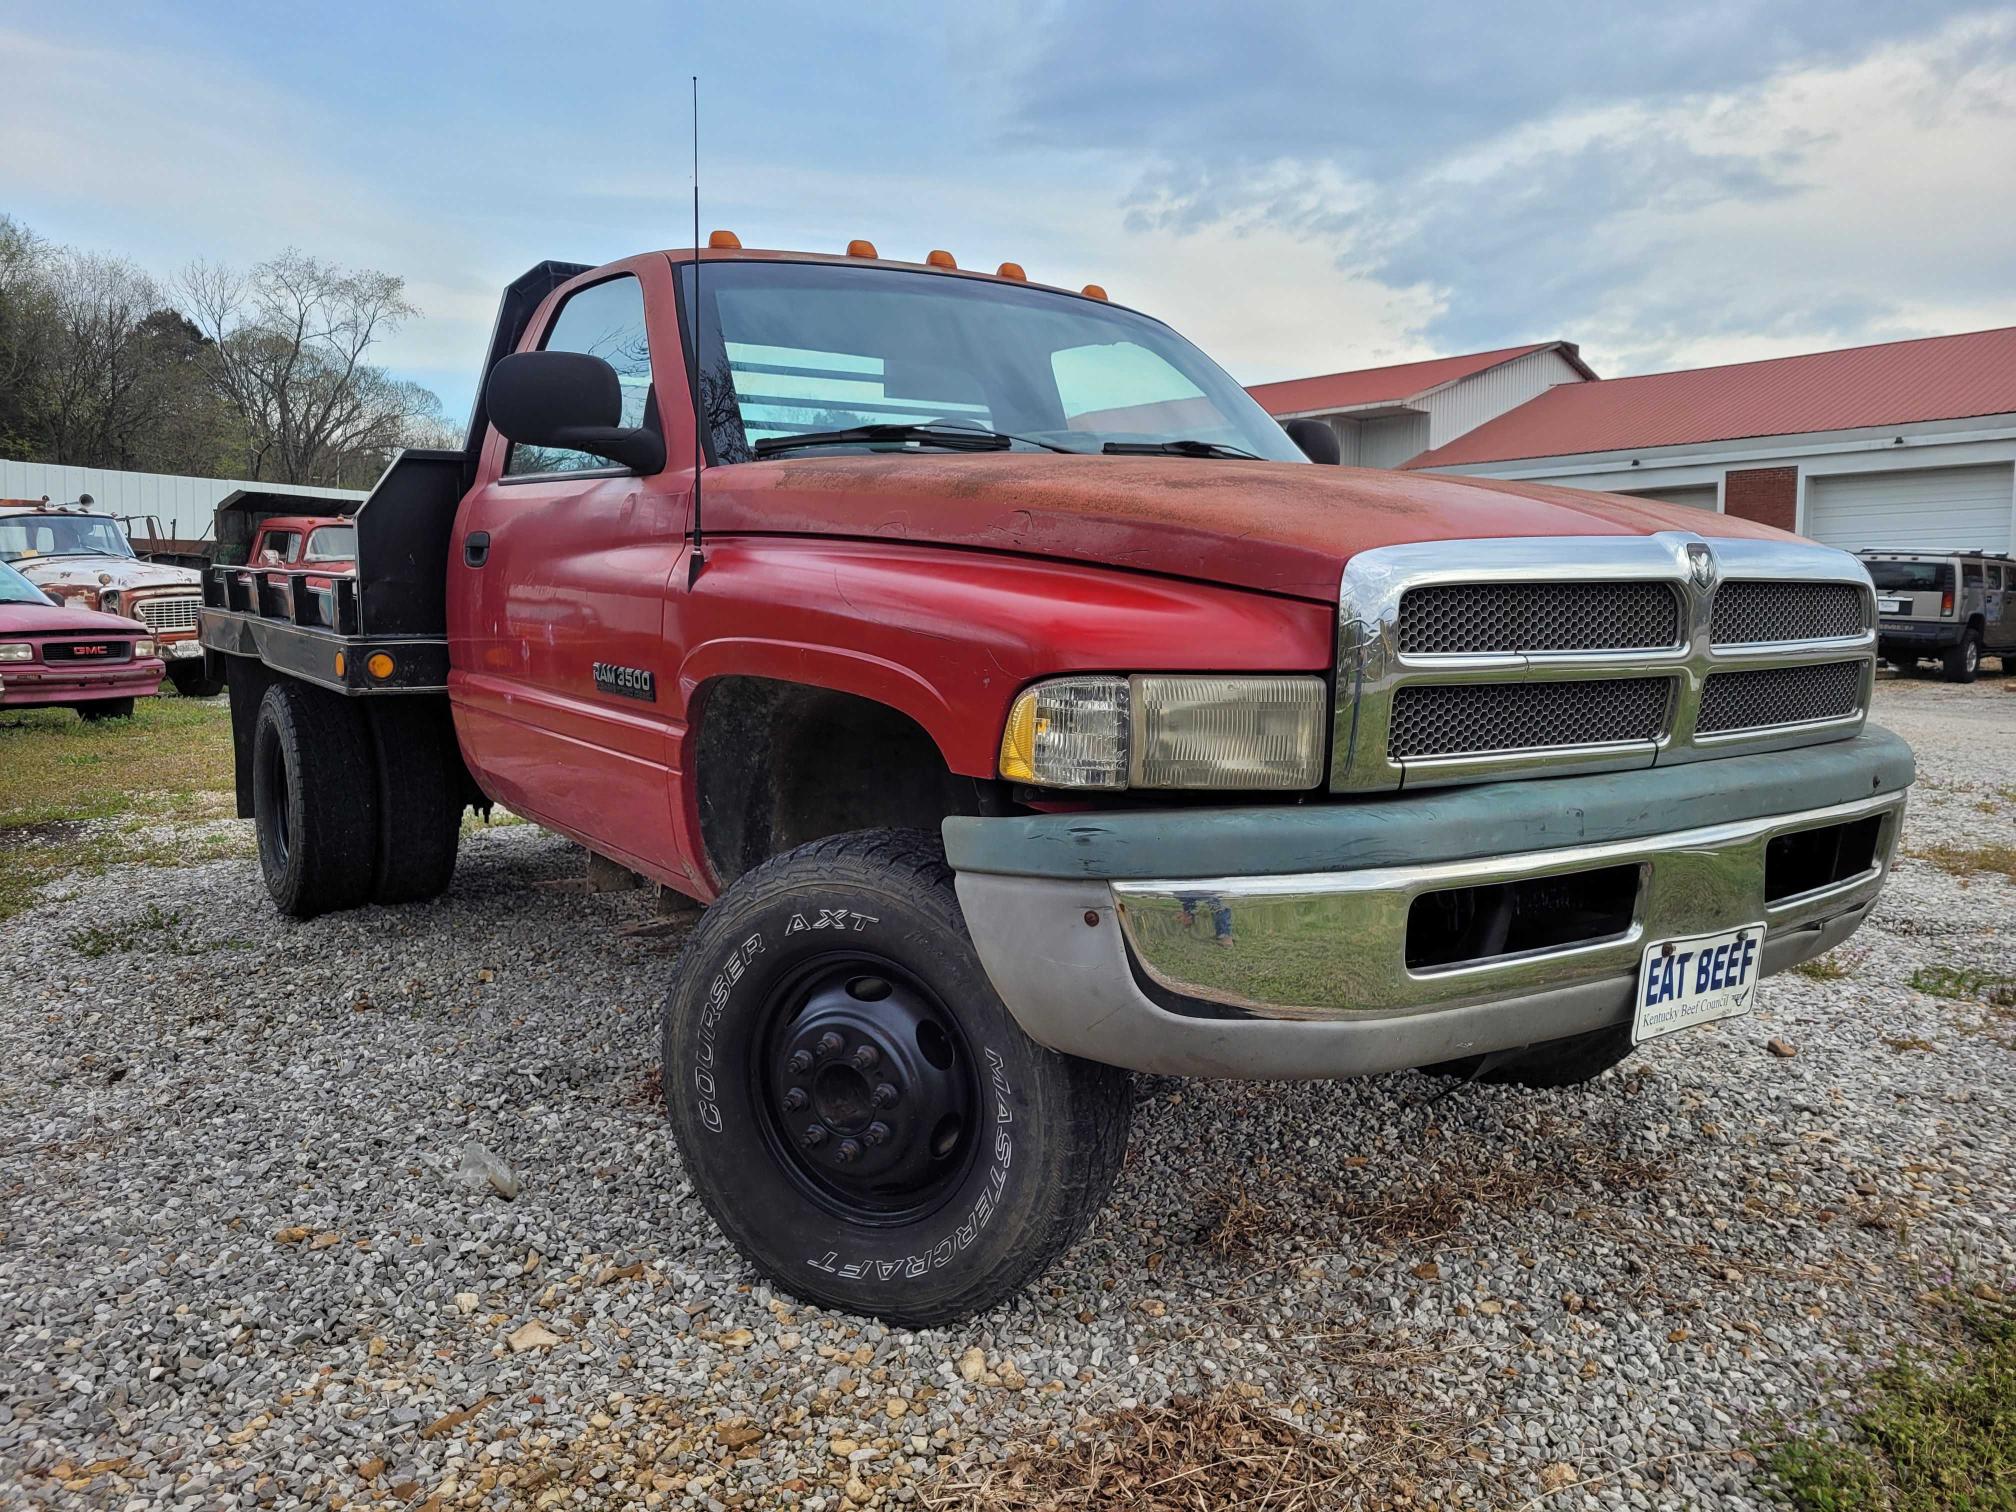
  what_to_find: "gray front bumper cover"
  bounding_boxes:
[945,729,1913,1079]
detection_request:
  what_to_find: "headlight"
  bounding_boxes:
[133,638,156,658]
[0,643,34,663]
[1000,674,1327,790]
[99,589,122,613]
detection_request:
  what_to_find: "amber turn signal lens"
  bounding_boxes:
[995,262,1027,281]
[707,229,742,249]
[333,651,347,678]
[365,652,395,681]
[926,249,957,268]
[846,239,878,259]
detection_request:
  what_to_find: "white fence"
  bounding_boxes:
[1,458,365,540]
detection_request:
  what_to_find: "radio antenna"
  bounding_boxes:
[687,73,706,587]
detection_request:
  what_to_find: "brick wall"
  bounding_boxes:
[1723,467,1798,531]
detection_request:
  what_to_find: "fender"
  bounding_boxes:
[670,537,1337,780]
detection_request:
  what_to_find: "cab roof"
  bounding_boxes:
[648,244,1129,312]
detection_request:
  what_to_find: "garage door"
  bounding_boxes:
[1805,464,2014,552]
[1620,485,1718,510]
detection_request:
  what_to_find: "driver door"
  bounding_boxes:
[448,259,695,884]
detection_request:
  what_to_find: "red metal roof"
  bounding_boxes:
[1407,325,2016,469]
[1246,343,1576,416]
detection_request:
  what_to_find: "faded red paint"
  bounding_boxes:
[439,250,1813,905]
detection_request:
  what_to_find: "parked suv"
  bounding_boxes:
[1864,550,2016,682]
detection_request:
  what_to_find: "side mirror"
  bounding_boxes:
[1283,418,1341,465]
[486,351,666,474]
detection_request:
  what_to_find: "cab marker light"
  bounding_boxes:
[996,262,1027,281]
[846,239,878,259]
[926,249,957,268]
[707,229,742,249]
[1081,284,1108,300]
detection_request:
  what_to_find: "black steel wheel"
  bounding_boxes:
[754,955,980,1224]
[660,828,1132,1326]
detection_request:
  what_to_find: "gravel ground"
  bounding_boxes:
[2,677,2011,1510]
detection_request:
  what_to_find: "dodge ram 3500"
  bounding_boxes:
[199,242,1913,1325]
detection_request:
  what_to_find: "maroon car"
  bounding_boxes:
[0,558,164,720]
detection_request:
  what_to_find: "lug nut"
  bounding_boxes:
[800,1124,829,1149]
[851,1045,881,1071]
[836,1139,863,1164]
[864,1121,891,1147]
[815,1031,845,1060]
[787,1049,813,1075]
[870,1082,900,1108]
[781,1087,808,1112]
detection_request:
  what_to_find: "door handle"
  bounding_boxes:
[464,531,490,568]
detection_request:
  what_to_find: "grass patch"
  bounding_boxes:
[1768,1294,2016,1510]
[1796,957,1853,982]
[1909,966,2016,1006]
[0,698,243,921]
[64,902,190,958]
[1910,844,2016,883]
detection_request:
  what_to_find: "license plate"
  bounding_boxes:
[1634,923,1765,1044]
[1876,598,1904,615]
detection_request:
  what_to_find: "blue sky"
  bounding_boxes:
[4,1,2013,426]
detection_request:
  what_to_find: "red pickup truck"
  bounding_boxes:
[199,243,1912,1325]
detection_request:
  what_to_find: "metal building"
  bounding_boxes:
[0,458,364,541]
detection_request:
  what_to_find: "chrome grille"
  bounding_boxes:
[1397,581,1679,655]
[1710,581,1866,645]
[135,594,201,633]
[1697,661,1863,735]
[1389,678,1672,760]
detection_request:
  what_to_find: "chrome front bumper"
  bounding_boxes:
[949,744,1910,1080]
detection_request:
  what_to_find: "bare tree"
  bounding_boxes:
[36,250,182,467]
[0,216,57,454]
[179,249,440,485]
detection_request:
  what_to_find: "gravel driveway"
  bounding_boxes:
[2,679,2011,1510]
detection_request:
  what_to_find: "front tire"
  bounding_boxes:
[166,661,225,698]
[660,829,1131,1326]
[252,681,379,917]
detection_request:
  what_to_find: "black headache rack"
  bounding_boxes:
[197,259,592,698]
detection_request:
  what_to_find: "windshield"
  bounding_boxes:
[1868,561,1952,591]
[680,261,1305,464]
[304,524,356,561]
[0,513,136,563]
[0,559,53,605]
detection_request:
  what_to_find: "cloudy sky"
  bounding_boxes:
[4,1,2013,424]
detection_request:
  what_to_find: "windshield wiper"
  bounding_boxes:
[1101,439,1260,460]
[754,423,1077,457]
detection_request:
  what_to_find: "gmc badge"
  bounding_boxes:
[593,661,656,701]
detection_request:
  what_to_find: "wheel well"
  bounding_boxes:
[694,677,988,887]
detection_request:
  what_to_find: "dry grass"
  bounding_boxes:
[927,1387,1467,1510]
[1909,843,2016,883]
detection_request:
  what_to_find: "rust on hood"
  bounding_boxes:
[703,454,1792,601]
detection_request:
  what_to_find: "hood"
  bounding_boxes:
[708,455,1795,600]
[0,599,153,637]
[12,556,202,593]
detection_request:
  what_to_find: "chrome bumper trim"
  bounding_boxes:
[956,789,1903,1080]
